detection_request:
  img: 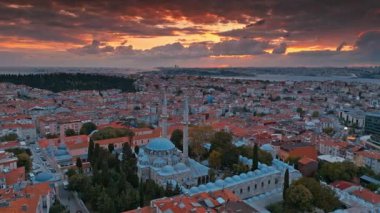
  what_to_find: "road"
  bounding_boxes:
[29,142,88,213]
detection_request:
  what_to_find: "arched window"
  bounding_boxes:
[261,182,264,188]
[240,188,243,194]
[268,180,271,185]
[254,184,257,189]
[247,186,250,192]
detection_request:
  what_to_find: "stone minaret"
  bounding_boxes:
[182,96,190,162]
[161,93,169,138]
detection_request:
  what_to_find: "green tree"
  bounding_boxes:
[65,129,76,136]
[189,125,214,160]
[0,133,18,142]
[312,111,320,118]
[17,153,31,173]
[88,139,95,163]
[49,199,68,213]
[97,191,116,213]
[283,169,289,200]
[209,150,222,169]
[68,173,90,193]
[170,129,183,151]
[76,157,82,170]
[252,144,259,171]
[108,143,115,153]
[211,131,233,151]
[285,185,313,211]
[318,161,358,183]
[293,177,341,212]
[258,150,273,165]
[80,122,97,135]
[323,127,334,136]
[66,168,76,178]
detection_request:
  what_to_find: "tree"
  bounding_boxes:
[76,157,82,169]
[97,191,116,213]
[170,129,183,151]
[323,127,334,136]
[252,144,259,171]
[80,122,97,135]
[285,184,313,211]
[49,199,68,213]
[65,128,76,136]
[318,161,358,183]
[258,150,273,165]
[312,111,320,118]
[108,143,115,153]
[0,133,18,142]
[293,178,341,212]
[17,153,31,173]
[283,169,289,200]
[209,150,222,169]
[66,168,76,178]
[210,131,233,151]
[88,139,95,163]
[189,125,214,160]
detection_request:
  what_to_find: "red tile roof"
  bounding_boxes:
[352,189,380,204]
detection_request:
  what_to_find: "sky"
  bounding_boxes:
[0,0,380,69]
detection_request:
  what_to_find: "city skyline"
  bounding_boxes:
[0,0,380,68]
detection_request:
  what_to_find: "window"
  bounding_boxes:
[247,186,250,192]
[240,188,243,194]
[261,182,264,188]
[275,178,278,184]
[268,180,271,185]
[254,184,257,189]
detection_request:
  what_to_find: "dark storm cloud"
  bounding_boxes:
[1,0,379,44]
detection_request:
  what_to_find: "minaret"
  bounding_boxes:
[161,93,169,138]
[182,96,190,162]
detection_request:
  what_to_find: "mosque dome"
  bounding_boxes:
[161,165,175,174]
[35,172,53,182]
[215,179,224,187]
[189,187,199,194]
[146,137,175,151]
[224,177,233,183]
[174,162,187,171]
[153,157,166,167]
[260,144,274,152]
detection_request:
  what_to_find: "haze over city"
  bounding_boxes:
[0,0,380,68]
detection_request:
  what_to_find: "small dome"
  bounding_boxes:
[198,185,207,191]
[224,177,233,183]
[260,144,274,152]
[174,163,187,171]
[206,182,215,189]
[153,158,166,167]
[240,173,247,179]
[215,179,224,187]
[189,187,199,194]
[232,175,241,181]
[161,165,175,174]
[146,137,175,151]
[247,171,254,177]
[35,172,53,182]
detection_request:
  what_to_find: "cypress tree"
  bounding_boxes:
[88,139,94,163]
[252,143,259,171]
[283,168,289,200]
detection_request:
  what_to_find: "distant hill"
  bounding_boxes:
[0,73,136,92]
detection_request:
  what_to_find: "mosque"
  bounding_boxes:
[137,96,210,188]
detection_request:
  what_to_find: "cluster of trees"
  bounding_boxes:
[270,177,341,213]
[318,161,358,183]
[206,131,273,175]
[284,178,341,212]
[91,127,134,141]
[6,148,32,173]
[0,133,18,142]
[68,141,179,212]
[0,73,136,92]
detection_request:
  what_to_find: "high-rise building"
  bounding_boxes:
[365,112,380,145]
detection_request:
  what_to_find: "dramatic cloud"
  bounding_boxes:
[272,43,287,54]
[211,39,269,55]
[0,0,380,67]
